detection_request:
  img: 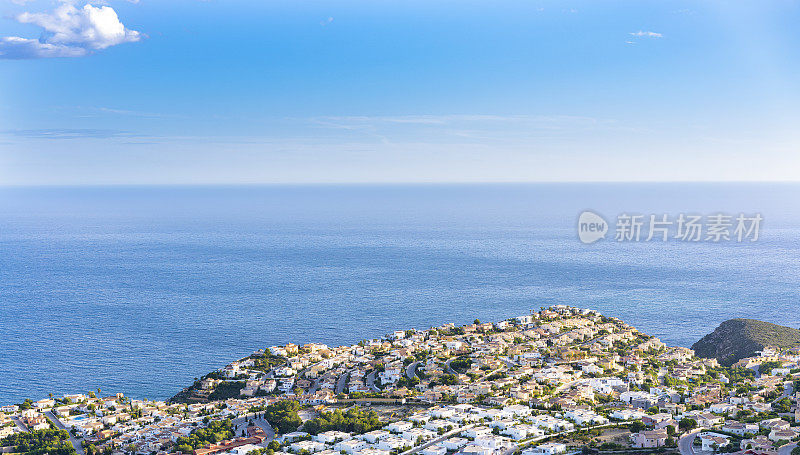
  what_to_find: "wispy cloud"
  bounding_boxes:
[304,114,633,145]
[0,1,142,59]
[95,107,168,118]
[311,114,606,128]
[629,30,663,38]
[5,128,145,139]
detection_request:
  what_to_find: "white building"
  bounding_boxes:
[402,428,436,443]
[462,426,492,439]
[291,441,326,453]
[334,440,367,454]
[359,430,390,444]
[314,431,352,444]
[420,445,447,455]
[442,437,469,451]
[379,367,403,385]
[699,433,730,452]
[474,435,512,450]
[386,421,414,433]
[523,443,567,455]
[375,436,409,451]
[501,425,542,440]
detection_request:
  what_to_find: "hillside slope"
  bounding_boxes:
[692,318,800,366]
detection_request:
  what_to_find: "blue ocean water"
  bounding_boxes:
[0,183,799,405]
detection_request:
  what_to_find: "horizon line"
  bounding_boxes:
[0,180,799,188]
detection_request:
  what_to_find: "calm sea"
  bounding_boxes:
[1,184,799,405]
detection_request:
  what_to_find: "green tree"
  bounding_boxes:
[303,407,382,435]
[1,429,76,455]
[18,399,34,410]
[174,419,234,450]
[208,382,245,401]
[773,397,792,413]
[263,401,302,434]
[629,421,646,433]
[759,361,784,375]
[679,418,697,432]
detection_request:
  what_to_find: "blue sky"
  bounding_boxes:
[1,0,799,184]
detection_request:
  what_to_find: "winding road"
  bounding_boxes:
[406,362,420,380]
[44,410,85,455]
[335,372,349,395]
[678,430,702,455]
[9,416,28,433]
[399,424,475,455]
[231,413,275,443]
[366,371,381,393]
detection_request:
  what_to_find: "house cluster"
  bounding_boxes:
[3,306,800,455]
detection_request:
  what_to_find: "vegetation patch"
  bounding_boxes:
[175,419,234,453]
[263,400,303,434]
[1,429,76,455]
[691,319,800,366]
[303,407,382,435]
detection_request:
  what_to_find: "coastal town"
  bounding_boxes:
[2,307,800,455]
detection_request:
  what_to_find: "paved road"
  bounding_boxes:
[499,357,518,369]
[400,419,631,455]
[578,335,602,348]
[400,424,475,455]
[779,442,797,455]
[10,416,28,433]
[231,414,275,443]
[769,380,794,408]
[366,371,381,393]
[335,372,349,395]
[397,416,629,455]
[252,418,275,442]
[232,416,251,438]
[507,421,632,455]
[406,362,420,380]
[783,381,794,398]
[678,430,701,455]
[44,410,85,455]
[308,377,321,394]
[553,379,584,395]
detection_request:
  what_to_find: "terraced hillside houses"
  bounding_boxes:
[3,306,799,455]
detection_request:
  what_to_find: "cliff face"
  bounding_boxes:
[692,318,800,366]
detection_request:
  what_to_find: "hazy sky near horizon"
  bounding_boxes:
[1,0,799,185]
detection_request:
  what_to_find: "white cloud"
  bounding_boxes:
[0,36,88,58]
[0,2,142,59]
[629,30,663,38]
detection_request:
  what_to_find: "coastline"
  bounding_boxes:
[4,306,799,455]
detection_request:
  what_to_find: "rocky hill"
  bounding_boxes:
[692,318,800,366]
